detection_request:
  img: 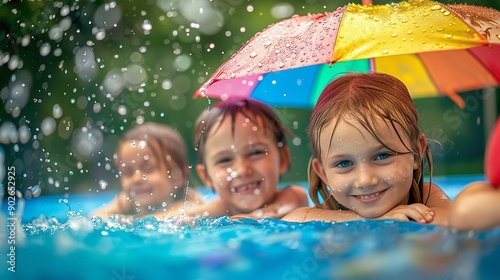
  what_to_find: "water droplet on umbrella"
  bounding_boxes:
[264,40,272,46]
[278,62,285,68]
[391,33,398,37]
[443,11,450,16]
[437,27,444,32]
[249,52,257,58]
[382,50,389,55]
[230,73,236,78]
[430,5,442,11]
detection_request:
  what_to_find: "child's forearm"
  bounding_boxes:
[449,182,500,231]
[428,207,449,226]
[282,207,363,222]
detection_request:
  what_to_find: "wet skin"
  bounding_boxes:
[117,140,184,212]
[197,114,289,215]
[312,115,417,219]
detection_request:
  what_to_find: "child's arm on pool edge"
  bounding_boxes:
[245,184,309,219]
[448,181,500,231]
[422,182,452,226]
[281,206,364,222]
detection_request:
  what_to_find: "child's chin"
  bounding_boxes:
[236,201,265,214]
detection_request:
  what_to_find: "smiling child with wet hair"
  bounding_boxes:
[188,97,308,219]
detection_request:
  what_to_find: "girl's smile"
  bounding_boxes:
[352,188,389,204]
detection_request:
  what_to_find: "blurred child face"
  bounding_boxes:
[198,113,289,215]
[312,115,420,219]
[117,140,183,212]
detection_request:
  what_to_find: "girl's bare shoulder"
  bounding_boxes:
[281,206,313,222]
[424,182,452,207]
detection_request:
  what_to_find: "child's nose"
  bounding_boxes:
[133,169,145,182]
[234,158,252,176]
[354,164,378,188]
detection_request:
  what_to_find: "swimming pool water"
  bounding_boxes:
[1,174,499,280]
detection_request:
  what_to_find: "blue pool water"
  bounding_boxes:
[1,174,499,280]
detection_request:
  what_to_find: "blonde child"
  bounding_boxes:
[189,97,309,219]
[91,122,203,220]
[282,73,451,225]
[448,117,500,231]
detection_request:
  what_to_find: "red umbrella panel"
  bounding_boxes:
[195,0,500,108]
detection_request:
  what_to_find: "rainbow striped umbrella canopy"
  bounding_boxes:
[194,0,500,108]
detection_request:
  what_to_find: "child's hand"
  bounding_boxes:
[378,203,435,223]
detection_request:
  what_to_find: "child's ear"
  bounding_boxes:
[278,146,292,174]
[312,157,328,185]
[196,163,212,188]
[414,133,427,170]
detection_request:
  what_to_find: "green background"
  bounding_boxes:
[1,0,499,198]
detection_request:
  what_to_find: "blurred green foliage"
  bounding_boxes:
[0,0,499,198]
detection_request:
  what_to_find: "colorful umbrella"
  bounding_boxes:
[194,0,500,108]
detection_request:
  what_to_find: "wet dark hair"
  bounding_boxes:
[308,72,432,210]
[193,97,294,168]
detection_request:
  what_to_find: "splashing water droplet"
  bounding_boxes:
[142,20,152,31]
[99,180,108,190]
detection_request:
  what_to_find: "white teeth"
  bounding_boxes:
[359,192,380,199]
[232,182,259,193]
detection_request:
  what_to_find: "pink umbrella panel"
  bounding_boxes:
[195,0,500,108]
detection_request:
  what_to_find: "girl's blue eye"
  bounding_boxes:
[336,160,351,168]
[376,153,390,160]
